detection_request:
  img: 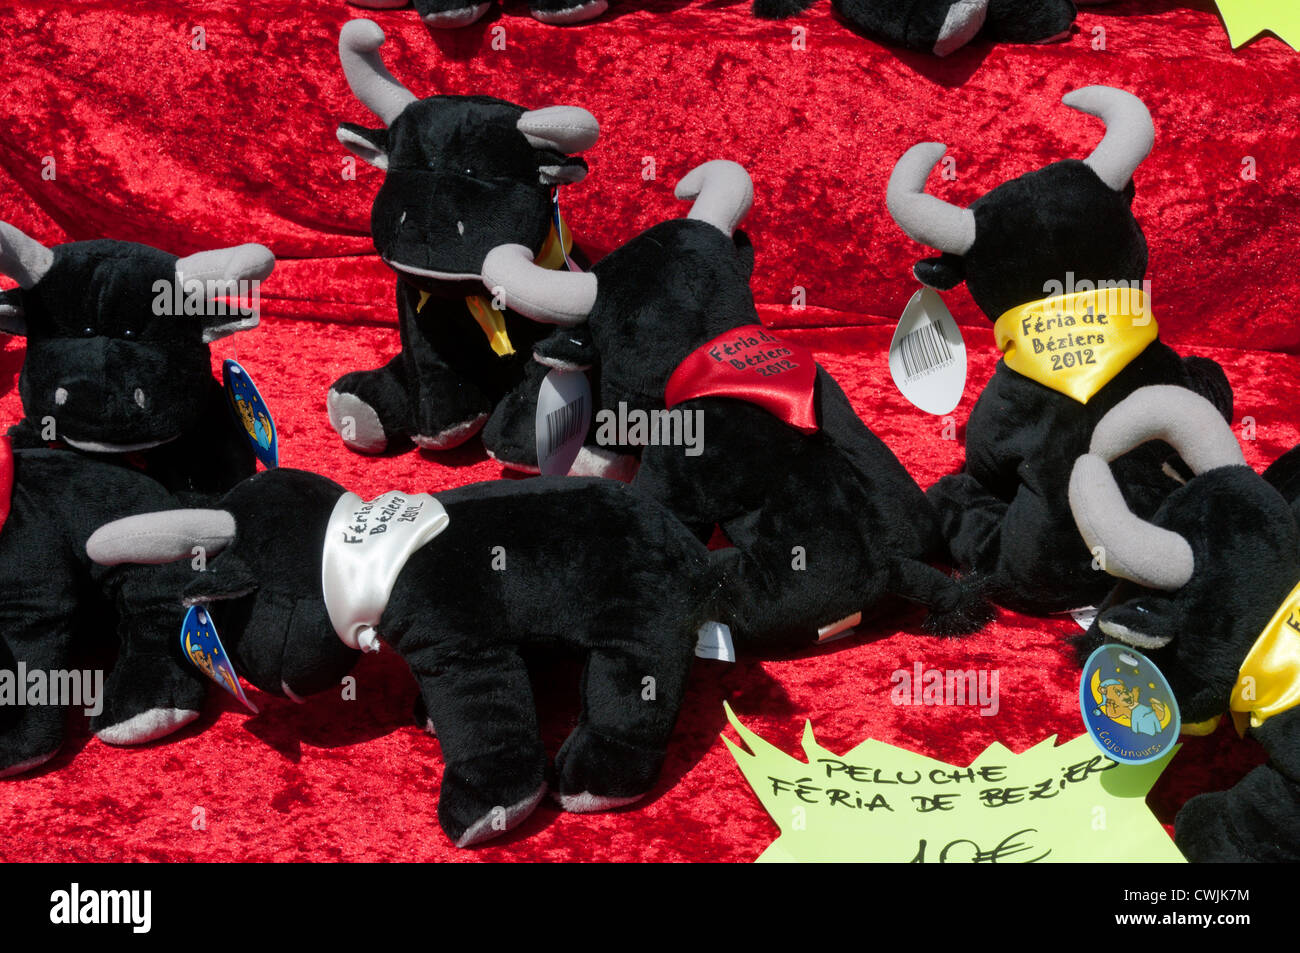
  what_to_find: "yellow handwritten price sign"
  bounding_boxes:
[1215,0,1300,50]
[722,703,1184,863]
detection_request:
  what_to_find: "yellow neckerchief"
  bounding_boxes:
[414,213,575,358]
[1182,578,1300,738]
[993,287,1157,404]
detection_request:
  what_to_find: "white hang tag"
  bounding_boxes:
[322,491,450,652]
[694,621,736,663]
[535,368,591,476]
[888,287,968,416]
[1070,606,1099,632]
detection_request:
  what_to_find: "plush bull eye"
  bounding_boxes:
[123,329,137,340]
[82,327,95,337]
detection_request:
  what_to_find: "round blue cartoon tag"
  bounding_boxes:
[1080,643,1180,764]
[223,359,278,469]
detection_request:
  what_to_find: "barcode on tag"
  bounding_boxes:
[546,395,587,450]
[898,320,955,382]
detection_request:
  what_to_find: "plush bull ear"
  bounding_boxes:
[539,156,588,186]
[337,123,389,170]
[174,243,275,342]
[0,289,24,337]
[182,554,259,606]
[914,255,965,290]
[1095,603,1175,651]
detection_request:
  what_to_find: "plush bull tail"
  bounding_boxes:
[753,0,817,19]
[1182,356,1233,423]
[887,559,995,636]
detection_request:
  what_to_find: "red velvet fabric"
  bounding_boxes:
[1,1,1297,862]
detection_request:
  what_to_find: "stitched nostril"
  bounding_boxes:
[399,211,407,225]
[134,388,147,410]
[54,387,68,407]
[457,221,465,237]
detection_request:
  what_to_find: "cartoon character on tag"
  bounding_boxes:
[1095,677,1170,737]
[180,604,259,713]
[223,359,278,469]
[1080,644,1179,764]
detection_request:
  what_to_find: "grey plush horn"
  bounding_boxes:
[517,106,600,153]
[886,143,976,256]
[1088,385,1245,475]
[339,19,417,127]
[1063,86,1155,192]
[87,510,237,566]
[481,244,597,327]
[0,221,54,288]
[1069,454,1194,591]
[674,160,754,237]
[174,243,275,286]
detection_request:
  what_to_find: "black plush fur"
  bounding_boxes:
[0,449,200,775]
[2,239,255,498]
[1263,443,1300,525]
[103,468,714,847]
[916,161,1232,614]
[1074,465,1300,862]
[0,234,263,754]
[756,0,1077,55]
[567,217,991,651]
[331,87,592,467]
[409,0,608,25]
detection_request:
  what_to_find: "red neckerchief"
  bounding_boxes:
[664,324,819,433]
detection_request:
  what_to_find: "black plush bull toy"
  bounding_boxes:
[0,441,355,775]
[755,0,1097,57]
[327,19,602,472]
[482,160,992,652]
[87,468,713,847]
[0,218,272,758]
[349,0,609,29]
[1070,386,1300,862]
[885,86,1233,615]
[0,220,269,497]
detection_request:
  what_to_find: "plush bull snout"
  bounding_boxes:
[48,382,169,449]
[21,335,210,448]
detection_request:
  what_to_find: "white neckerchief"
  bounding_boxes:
[321,490,450,652]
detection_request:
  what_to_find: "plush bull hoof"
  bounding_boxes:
[449,784,547,848]
[982,0,1076,45]
[0,749,59,779]
[91,651,208,745]
[553,726,662,810]
[416,0,492,27]
[485,449,541,475]
[412,412,489,451]
[554,790,644,813]
[531,0,608,24]
[932,0,990,55]
[569,446,638,481]
[328,389,391,455]
[94,708,200,746]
